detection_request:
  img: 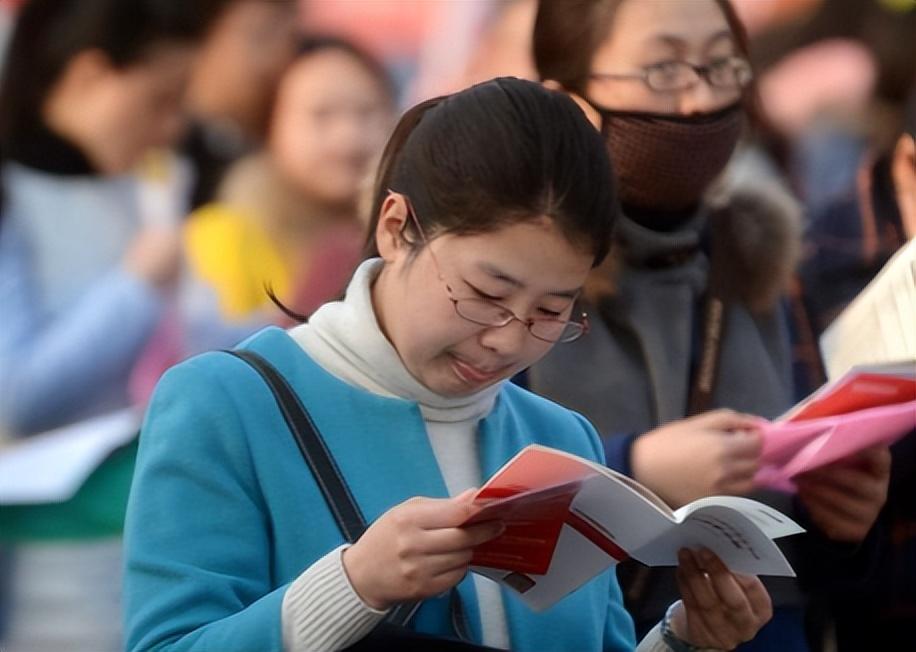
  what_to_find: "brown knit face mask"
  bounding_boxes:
[589,100,744,212]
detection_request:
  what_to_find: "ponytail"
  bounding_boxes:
[362,95,445,259]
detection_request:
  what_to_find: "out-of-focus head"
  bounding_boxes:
[267,35,396,209]
[534,0,753,212]
[186,0,299,139]
[894,86,916,238]
[534,0,751,115]
[0,0,226,173]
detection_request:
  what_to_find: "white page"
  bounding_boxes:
[571,473,676,552]
[820,239,916,380]
[0,409,139,504]
[633,504,796,577]
[674,496,805,539]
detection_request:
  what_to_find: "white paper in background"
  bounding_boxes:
[820,239,916,380]
[0,409,139,505]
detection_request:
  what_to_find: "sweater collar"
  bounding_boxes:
[289,258,503,424]
[615,207,707,269]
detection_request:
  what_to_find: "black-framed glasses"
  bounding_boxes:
[590,57,753,93]
[397,192,590,344]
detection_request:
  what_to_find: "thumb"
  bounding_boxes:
[454,487,479,503]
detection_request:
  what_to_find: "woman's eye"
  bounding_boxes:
[538,308,562,318]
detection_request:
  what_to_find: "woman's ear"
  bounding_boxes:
[543,79,602,130]
[374,192,410,262]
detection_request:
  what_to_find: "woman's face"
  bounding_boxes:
[587,0,741,115]
[372,196,593,397]
[268,49,394,207]
[74,44,195,173]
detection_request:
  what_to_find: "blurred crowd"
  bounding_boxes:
[0,1,913,651]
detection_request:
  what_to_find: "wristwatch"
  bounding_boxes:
[660,602,720,652]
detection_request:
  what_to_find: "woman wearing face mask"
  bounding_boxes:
[184,35,395,326]
[124,78,773,652]
[526,1,891,649]
[0,1,225,650]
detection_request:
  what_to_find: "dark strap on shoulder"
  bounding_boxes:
[687,222,732,416]
[227,349,368,541]
[226,349,425,630]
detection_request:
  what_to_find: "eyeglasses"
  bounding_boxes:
[398,193,590,344]
[590,57,753,93]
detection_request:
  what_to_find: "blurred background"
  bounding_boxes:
[0,1,913,651]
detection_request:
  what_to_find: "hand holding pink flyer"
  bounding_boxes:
[754,362,915,492]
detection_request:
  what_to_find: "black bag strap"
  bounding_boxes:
[225,349,443,633]
[229,349,368,541]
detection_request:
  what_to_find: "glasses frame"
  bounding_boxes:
[590,56,753,93]
[396,192,590,344]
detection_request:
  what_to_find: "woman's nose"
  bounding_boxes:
[477,318,529,357]
[677,79,728,116]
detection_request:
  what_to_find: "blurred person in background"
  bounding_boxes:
[0,0,225,650]
[798,86,916,337]
[525,1,890,650]
[182,0,299,209]
[797,85,915,651]
[184,35,395,326]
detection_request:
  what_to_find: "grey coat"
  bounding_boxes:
[528,201,839,627]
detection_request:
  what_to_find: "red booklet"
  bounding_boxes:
[463,445,802,611]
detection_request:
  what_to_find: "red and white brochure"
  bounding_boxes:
[463,445,801,611]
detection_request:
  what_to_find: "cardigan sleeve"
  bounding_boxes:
[124,357,289,652]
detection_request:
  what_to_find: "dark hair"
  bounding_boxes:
[293,34,396,106]
[363,77,617,267]
[0,0,226,152]
[533,0,758,115]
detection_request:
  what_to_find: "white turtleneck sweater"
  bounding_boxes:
[278,259,676,652]
[280,258,510,651]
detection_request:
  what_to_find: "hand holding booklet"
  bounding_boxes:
[461,445,803,611]
[754,361,915,492]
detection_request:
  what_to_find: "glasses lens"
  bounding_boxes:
[709,58,752,88]
[646,62,696,91]
[455,299,513,326]
[530,320,585,343]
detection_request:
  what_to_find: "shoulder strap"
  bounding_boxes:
[687,223,731,416]
[225,349,423,630]
[226,349,367,541]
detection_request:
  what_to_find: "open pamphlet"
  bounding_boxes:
[755,360,915,492]
[462,444,803,611]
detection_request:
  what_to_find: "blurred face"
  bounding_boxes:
[189,0,298,135]
[894,132,916,238]
[81,44,195,173]
[268,49,394,206]
[587,0,741,115]
[373,195,593,397]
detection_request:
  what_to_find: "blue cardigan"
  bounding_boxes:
[123,328,636,651]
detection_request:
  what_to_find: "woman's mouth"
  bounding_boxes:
[449,354,507,387]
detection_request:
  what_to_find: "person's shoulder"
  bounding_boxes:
[155,328,290,394]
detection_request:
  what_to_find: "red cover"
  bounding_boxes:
[790,373,916,421]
